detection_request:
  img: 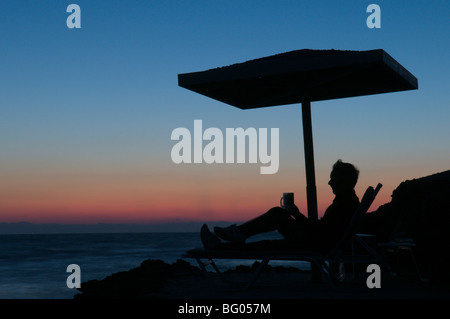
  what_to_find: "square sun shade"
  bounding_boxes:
[178,49,418,109]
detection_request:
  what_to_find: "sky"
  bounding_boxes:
[1,0,449,226]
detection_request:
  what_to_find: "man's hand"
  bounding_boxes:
[286,204,303,221]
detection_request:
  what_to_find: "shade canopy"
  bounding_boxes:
[178,49,418,109]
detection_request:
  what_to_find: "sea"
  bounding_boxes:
[0,232,310,299]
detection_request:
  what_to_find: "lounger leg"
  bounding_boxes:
[209,260,233,285]
[195,257,208,273]
[194,258,231,286]
[314,260,337,287]
[194,257,273,290]
[210,258,272,290]
[243,257,271,290]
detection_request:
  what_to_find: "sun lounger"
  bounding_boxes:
[183,183,386,289]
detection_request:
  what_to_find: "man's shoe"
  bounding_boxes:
[214,224,246,244]
[201,224,221,250]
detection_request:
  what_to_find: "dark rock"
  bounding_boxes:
[363,170,450,284]
[74,259,201,299]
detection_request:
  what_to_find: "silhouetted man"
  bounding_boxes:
[201,159,360,253]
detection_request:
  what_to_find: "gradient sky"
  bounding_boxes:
[1,1,449,225]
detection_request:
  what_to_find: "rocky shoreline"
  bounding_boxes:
[74,259,310,299]
[74,258,450,299]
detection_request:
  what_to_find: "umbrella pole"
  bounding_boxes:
[301,101,318,222]
[301,101,321,283]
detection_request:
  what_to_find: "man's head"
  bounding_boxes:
[328,159,359,195]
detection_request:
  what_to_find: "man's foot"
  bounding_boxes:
[201,224,221,250]
[214,224,246,244]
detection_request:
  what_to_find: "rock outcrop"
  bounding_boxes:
[74,259,202,299]
[363,170,450,283]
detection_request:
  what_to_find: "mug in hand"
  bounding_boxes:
[280,192,294,209]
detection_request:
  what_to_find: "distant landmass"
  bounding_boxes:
[0,221,233,235]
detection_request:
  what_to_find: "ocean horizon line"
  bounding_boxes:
[0,221,235,235]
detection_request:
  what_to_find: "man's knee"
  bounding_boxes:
[267,206,286,216]
[266,207,294,224]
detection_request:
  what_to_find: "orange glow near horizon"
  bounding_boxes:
[0,152,421,225]
[0,173,393,225]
